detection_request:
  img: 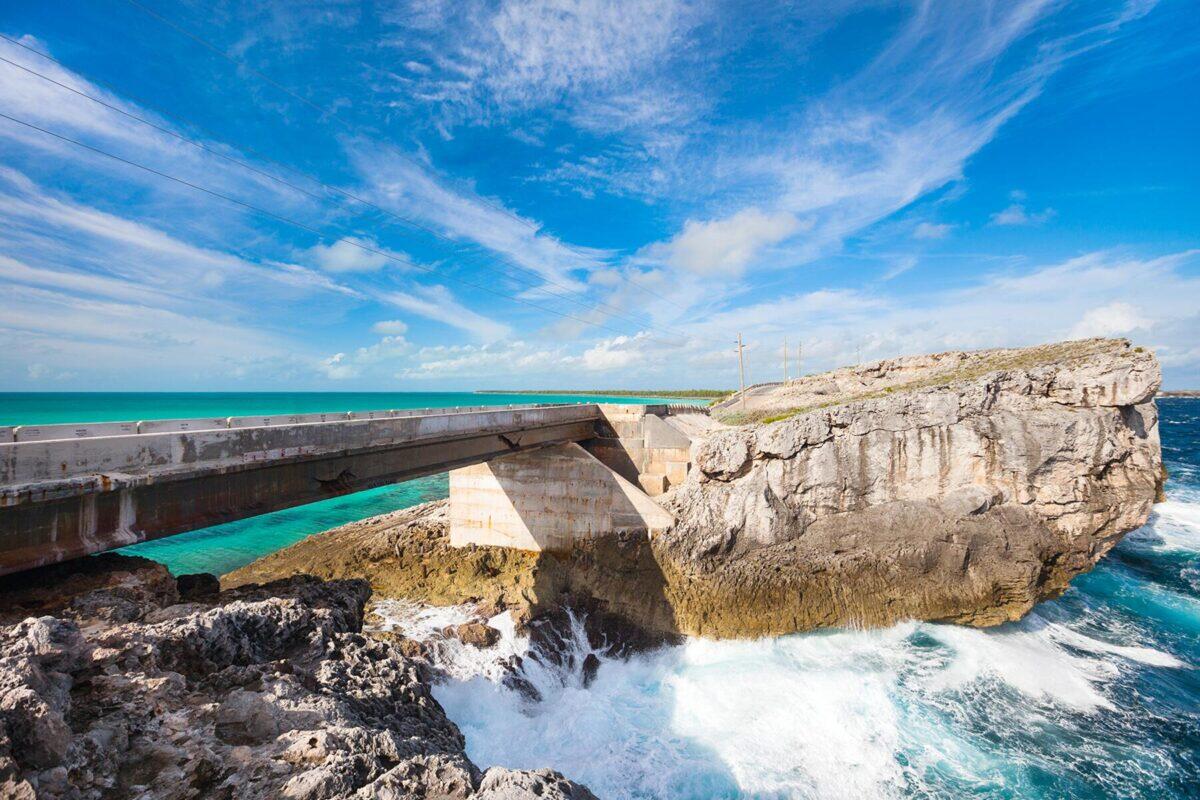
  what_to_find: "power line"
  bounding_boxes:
[0,38,700,343]
[0,110,695,347]
[117,0,691,312]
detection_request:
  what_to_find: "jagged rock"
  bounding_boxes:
[0,556,597,799]
[654,338,1163,635]
[580,654,601,688]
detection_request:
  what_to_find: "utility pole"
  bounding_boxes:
[783,336,789,382]
[736,333,746,407]
[797,340,802,378]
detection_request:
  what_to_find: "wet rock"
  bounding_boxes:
[445,622,501,648]
[580,654,601,688]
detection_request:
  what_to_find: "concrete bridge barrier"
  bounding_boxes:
[0,403,707,575]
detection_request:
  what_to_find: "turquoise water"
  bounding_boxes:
[0,391,692,576]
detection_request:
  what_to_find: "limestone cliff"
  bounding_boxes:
[656,338,1162,634]
[227,338,1163,640]
[0,554,596,800]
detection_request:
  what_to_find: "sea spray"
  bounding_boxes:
[373,496,1198,799]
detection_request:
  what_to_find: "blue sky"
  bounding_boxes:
[0,0,1197,391]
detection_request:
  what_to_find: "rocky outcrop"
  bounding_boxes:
[0,555,595,800]
[228,339,1163,640]
[656,338,1163,634]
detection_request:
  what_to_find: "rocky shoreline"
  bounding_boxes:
[0,554,596,799]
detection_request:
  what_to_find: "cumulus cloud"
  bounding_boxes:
[654,208,803,277]
[306,237,408,272]
[371,319,409,335]
[580,333,649,370]
[1069,301,1151,338]
[318,352,357,379]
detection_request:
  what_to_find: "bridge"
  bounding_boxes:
[0,403,705,575]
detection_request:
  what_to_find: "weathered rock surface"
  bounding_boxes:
[657,337,1163,634]
[0,555,596,799]
[228,339,1163,639]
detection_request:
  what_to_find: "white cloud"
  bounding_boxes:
[384,0,703,133]
[318,352,358,379]
[913,221,954,239]
[352,147,603,289]
[654,208,803,277]
[382,284,512,342]
[306,237,409,272]
[631,1,1146,279]
[580,333,649,370]
[353,335,413,364]
[1069,301,1151,338]
[371,319,409,335]
[397,340,567,379]
[990,203,1056,226]
[881,257,918,281]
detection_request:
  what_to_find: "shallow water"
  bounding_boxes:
[387,399,1200,799]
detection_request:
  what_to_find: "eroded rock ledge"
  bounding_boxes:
[0,554,596,800]
[226,338,1163,640]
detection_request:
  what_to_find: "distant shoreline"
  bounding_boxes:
[475,389,730,400]
[1159,390,1200,398]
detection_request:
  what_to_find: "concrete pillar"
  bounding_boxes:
[448,443,674,552]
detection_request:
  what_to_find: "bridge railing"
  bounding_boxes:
[0,403,577,444]
[0,404,604,488]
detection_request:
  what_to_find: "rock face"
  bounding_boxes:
[657,338,1163,634]
[0,555,596,800]
[228,339,1163,640]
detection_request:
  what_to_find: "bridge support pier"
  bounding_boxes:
[448,443,673,552]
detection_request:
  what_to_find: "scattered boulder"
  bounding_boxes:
[444,622,501,648]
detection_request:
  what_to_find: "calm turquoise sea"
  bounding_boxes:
[0,391,692,575]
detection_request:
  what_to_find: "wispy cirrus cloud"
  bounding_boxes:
[381,284,513,342]
[628,1,1156,281]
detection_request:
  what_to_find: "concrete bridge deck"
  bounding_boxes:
[0,404,604,575]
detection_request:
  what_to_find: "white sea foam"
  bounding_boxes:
[366,491,1200,798]
[370,595,1185,799]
